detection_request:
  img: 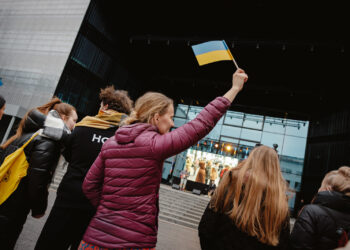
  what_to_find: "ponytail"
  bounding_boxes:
[121,92,173,126]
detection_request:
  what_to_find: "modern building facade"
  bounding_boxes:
[0,0,90,142]
[163,103,308,211]
[0,0,349,214]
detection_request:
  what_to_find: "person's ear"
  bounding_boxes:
[154,113,160,122]
[101,103,108,111]
[60,114,67,122]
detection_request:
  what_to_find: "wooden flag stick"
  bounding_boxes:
[223,40,239,69]
[232,57,239,70]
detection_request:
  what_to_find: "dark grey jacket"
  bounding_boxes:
[290,191,350,250]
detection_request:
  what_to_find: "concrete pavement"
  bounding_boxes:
[15,189,201,250]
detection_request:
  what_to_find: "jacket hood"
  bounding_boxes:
[115,123,158,144]
[313,191,350,214]
[24,109,46,133]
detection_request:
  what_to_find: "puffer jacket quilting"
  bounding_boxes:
[82,97,231,249]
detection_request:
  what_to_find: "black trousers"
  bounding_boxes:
[35,205,95,250]
[0,211,28,250]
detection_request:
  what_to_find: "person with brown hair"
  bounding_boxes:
[198,145,290,250]
[0,98,77,250]
[290,166,350,250]
[35,86,133,250]
[195,160,207,184]
[78,69,248,249]
[209,163,218,186]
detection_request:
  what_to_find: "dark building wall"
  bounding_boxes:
[296,109,350,214]
[54,0,136,118]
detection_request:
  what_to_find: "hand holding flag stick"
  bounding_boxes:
[191,40,239,69]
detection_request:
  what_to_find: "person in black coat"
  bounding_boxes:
[290,166,350,250]
[0,98,77,250]
[199,146,290,250]
[35,86,133,250]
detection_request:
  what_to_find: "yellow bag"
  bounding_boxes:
[0,132,39,205]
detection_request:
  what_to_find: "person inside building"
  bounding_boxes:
[290,166,350,250]
[195,160,207,184]
[78,68,248,249]
[179,167,190,191]
[209,162,218,186]
[198,145,290,250]
[0,98,77,250]
[204,160,212,184]
[35,86,133,250]
[0,94,5,120]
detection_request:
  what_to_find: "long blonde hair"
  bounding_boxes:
[321,166,350,196]
[210,146,289,246]
[122,92,173,125]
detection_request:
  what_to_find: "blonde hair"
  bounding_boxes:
[210,146,289,246]
[122,92,173,125]
[322,166,350,196]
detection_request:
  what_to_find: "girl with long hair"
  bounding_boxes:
[78,69,248,249]
[0,98,77,250]
[199,145,290,250]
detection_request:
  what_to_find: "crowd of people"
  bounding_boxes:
[0,68,350,250]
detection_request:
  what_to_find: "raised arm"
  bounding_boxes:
[152,69,248,160]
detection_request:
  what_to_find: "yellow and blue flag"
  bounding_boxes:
[191,40,234,66]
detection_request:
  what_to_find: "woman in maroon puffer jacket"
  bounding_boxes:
[79,69,248,249]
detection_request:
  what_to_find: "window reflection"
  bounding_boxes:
[175,104,188,118]
[242,114,264,129]
[170,103,309,212]
[263,117,286,134]
[224,111,244,126]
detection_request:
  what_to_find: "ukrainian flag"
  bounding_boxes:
[192,40,233,66]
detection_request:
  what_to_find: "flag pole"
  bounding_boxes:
[232,57,239,70]
[223,40,239,70]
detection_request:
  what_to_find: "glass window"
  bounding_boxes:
[263,117,286,134]
[243,114,264,130]
[260,131,284,152]
[174,117,186,128]
[285,120,309,137]
[220,136,239,144]
[240,128,262,142]
[238,140,257,147]
[281,136,307,159]
[221,125,242,138]
[175,104,188,118]
[187,106,203,120]
[162,161,173,179]
[204,124,222,141]
[224,111,244,126]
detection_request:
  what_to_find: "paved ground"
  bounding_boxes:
[15,189,201,250]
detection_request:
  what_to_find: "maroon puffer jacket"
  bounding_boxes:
[82,97,231,249]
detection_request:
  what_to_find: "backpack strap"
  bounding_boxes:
[22,132,40,149]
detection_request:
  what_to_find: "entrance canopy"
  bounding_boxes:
[98,1,348,119]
